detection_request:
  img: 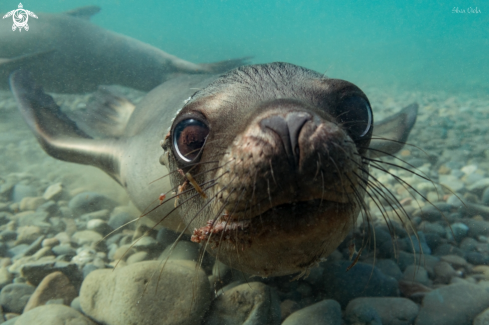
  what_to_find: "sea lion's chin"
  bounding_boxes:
[192,198,357,277]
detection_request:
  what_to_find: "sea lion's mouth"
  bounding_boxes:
[191,198,349,246]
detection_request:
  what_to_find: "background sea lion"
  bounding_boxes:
[0,6,247,93]
[10,62,417,276]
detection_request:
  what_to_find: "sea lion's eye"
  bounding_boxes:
[173,118,209,163]
[336,96,372,140]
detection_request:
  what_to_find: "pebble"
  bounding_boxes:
[126,251,148,264]
[80,260,211,325]
[71,230,103,246]
[474,307,489,325]
[68,192,117,217]
[13,304,97,325]
[206,282,281,325]
[346,297,419,325]
[86,219,112,235]
[11,184,36,203]
[401,265,431,286]
[322,261,399,307]
[15,226,42,245]
[42,183,64,201]
[23,271,77,312]
[282,299,342,325]
[0,283,35,313]
[42,237,60,248]
[19,196,46,212]
[416,282,489,325]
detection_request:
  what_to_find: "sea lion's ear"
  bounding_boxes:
[9,70,122,184]
[64,6,101,20]
[368,103,418,158]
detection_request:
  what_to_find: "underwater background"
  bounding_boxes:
[13,0,488,93]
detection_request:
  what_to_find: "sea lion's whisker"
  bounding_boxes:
[148,160,220,184]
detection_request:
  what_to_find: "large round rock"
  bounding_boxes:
[80,260,211,325]
[415,282,489,325]
[322,261,399,307]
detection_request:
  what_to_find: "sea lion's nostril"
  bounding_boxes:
[261,112,312,166]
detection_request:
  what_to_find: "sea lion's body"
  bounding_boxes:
[10,63,418,276]
[0,6,245,93]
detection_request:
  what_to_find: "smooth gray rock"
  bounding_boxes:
[11,184,36,203]
[402,265,431,286]
[322,261,399,308]
[0,283,35,313]
[13,304,96,325]
[282,299,341,325]
[69,192,117,217]
[347,297,419,325]
[474,306,489,325]
[415,282,489,325]
[205,282,281,325]
[80,260,211,325]
[345,304,382,325]
[375,259,402,280]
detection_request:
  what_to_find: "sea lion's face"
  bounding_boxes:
[163,63,373,276]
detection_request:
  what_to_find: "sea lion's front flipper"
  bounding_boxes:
[68,86,136,138]
[9,70,123,183]
[369,103,418,158]
[63,6,101,20]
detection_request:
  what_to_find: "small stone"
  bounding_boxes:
[86,219,112,235]
[13,304,97,325]
[15,226,42,245]
[159,240,199,261]
[416,282,489,325]
[280,299,300,321]
[19,196,47,212]
[107,211,136,230]
[481,187,489,206]
[71,230,103,246]
[346,297,419,325]
[54,232,71,245]
[440,255,468,269]
[42,237,60,248]
[446,222,468,242]
[132,236,159,251]
[11,184,36,203]
[322,261,399,308]
[80,260,211,325]
[126,251,148,264]
[68,192,117,217]
[52,244,77,257]
[467,178,489,192]
[23,271,77,312]
[79,209,110,221]
[402,265,431,286]
[474,307,489,325]
[20,261,82,287]
[0,267,13,290]
[206,282,281,325]
[0,283,35,313]
[43,183,63,201]
[282,299,341,325]
[433,261,458,284]
[36,201,59,216]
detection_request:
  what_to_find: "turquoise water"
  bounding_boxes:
[10,0,488,92]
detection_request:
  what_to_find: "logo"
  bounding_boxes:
[2,3,38,32]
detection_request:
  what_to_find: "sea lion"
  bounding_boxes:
[10,62,418,276]
[0,6,247,93]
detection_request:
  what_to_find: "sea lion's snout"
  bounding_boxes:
[260,109,312,167]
